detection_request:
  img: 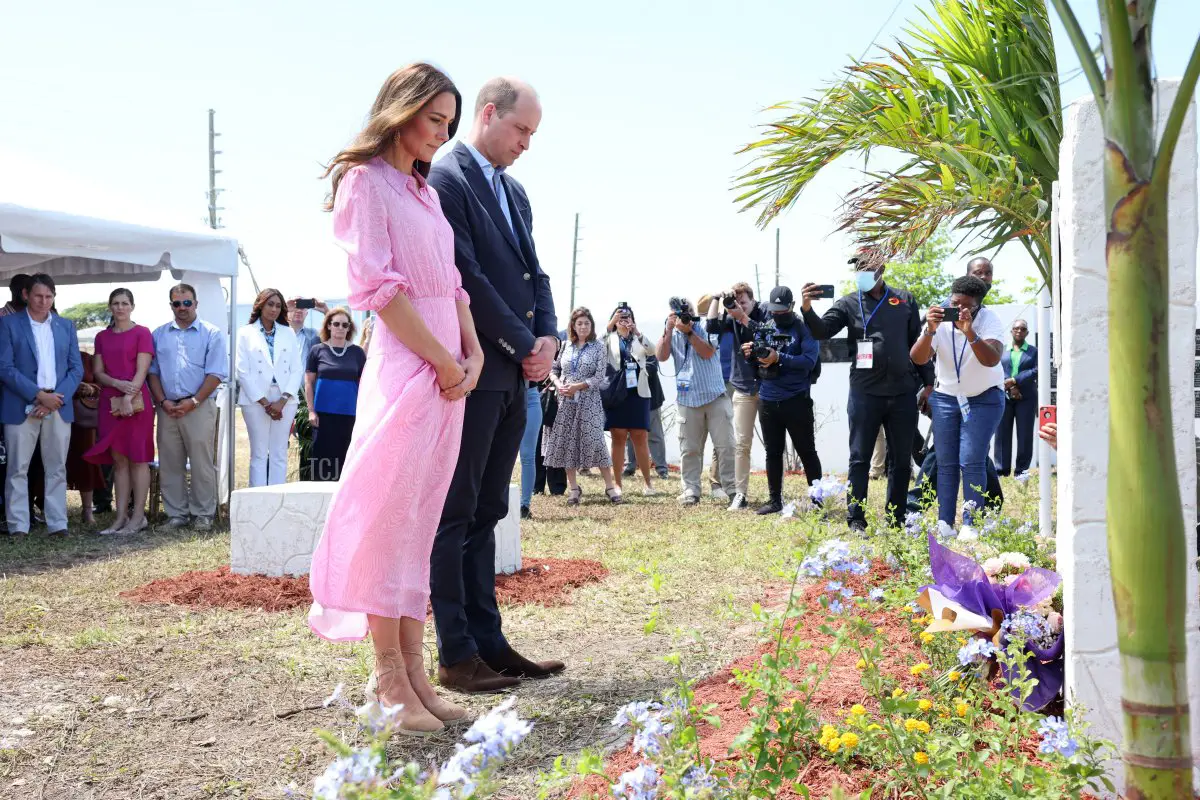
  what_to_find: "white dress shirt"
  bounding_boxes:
[29,312,56,389]
[463,141,514,232]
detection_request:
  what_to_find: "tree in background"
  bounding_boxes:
[60,302,110,328]
[1048,1,1199,796]
[736,0,1061,286]
[838,229,1016,306]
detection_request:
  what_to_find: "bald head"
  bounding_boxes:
[470,77,541,169]
[967,257,994,286]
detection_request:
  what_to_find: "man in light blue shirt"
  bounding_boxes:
[146,284,229,530]
[655,299,735,505]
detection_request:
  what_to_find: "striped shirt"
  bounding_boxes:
[670,322,726,408]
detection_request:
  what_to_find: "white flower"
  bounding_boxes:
[1000,552,1030,571]
[322,683,346,708]
[982,557,1003,577]
[1047,611,1063,634]
[957,526,979,542]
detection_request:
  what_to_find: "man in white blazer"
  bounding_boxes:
[236,291,303,486]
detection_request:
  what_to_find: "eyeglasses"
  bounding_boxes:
[171,299,194,308]
[330,321,350,328]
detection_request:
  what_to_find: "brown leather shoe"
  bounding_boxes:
[438,654,520,694]
[484,647,565,679]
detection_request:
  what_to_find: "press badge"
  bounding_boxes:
[855,340,874,369]
[625,361,638,389]
[958,396,971,421]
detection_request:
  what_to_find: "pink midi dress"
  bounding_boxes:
[307,157,468,641]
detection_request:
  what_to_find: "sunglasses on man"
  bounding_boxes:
[171,299,194,308]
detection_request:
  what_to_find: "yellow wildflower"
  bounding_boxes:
[948,671,962,682]
[904,718,931,734]
[910,663,931,677]
[867,724,883,732]
[914,751,929,765]
[956,636,967,646]
[920,632,935,645]
[826,737,841,754]
[849,704,867,717]
[875,627,884,635]
[955,700,970,717]
[918,699,933,712]
[892,688,906,699]
[839,732,860,749]
[856,658,867,670]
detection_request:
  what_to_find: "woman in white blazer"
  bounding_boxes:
[237,289,303,486]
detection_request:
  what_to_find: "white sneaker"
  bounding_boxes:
[710,487,730,503]
[642,486,660,497]
[727,493,749,511]
[678,491,699,506]
[937,520,957,539]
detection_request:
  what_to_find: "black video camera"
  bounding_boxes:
[668,297,695,326]
[750,325,791,380]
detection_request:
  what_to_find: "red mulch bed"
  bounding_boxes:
[571,563,1066,799]
[120,557,608,613]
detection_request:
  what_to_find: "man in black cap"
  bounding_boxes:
[741,286,824,514]
[801,251,933,532]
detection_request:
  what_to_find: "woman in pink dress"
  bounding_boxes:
[85,288,155,535]
[308,63,483,735]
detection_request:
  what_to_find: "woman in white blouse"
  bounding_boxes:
[237,288,304,486]
[603,305,657,495]
[910,275,1005,534]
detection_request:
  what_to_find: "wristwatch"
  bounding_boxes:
[188,396,199,408]
[282,393,293,401]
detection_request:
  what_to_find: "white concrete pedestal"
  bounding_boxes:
[230,482,522,577]
[1058,79,1199,791]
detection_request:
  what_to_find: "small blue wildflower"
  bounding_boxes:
[313,750,382,799]
[800,556,825,577]
[1001,611,1050,642]
[829,599,844,614]
[612,700,662,728]
[904,511,922,529]
[869,588,885,602]
[612,763,659,800]
[957,638,997,666]
[356,700,404,734]
[817,539,851,563]
[840,587,854,599]
[885,554,901,570]
[632,716,674,756]
[1037,716,1079,758]
[845,559,870,576]
[826,580,844,593]
[680,765,718,791]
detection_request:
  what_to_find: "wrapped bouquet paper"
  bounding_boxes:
[917,534,1064,711]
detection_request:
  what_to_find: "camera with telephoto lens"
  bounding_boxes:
[668,297,695,325]
[721,294,737,310]
[750,325,792,380]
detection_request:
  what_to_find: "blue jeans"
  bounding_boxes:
[519,386,543,508]
[930,387,1005,526]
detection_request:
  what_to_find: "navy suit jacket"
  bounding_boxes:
[1001,342,1038,399]
[0,312,84,425]
[428,142,557,392]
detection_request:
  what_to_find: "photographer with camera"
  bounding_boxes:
[705,282,766,510]
[910,275,1005,535]
[743,286,823,515]
[656,297,735,505]
[800,250,932,533]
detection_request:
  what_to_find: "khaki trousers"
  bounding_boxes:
[156,398,219,520]
[680,393,735,497]
[5,412,71,532]
[730,390,760,496]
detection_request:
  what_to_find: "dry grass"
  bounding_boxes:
[0,414,1050,799]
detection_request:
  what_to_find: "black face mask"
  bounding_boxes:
[772,311,796,327]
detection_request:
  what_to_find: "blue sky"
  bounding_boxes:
[2,0,1198,325]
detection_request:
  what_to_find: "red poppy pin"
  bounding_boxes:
[888,297,902,306]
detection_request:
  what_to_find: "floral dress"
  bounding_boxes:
[542,339,611,469]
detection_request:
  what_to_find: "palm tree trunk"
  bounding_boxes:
[1051,0,1199,794]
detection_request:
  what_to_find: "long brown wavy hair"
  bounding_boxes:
[323,63,462,210]
[248,288,286,325]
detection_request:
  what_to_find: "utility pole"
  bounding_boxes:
[207,109,223,229]
[569,212,581,311]
[754,264,762,299]
[774,228,780,286]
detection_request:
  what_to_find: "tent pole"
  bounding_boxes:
[227,272,237,507]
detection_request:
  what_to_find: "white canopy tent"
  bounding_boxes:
[0,148,242,507]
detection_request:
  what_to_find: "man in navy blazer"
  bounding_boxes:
[995,318,1038,476]
[0,274,83,535]
[428,77,563,693]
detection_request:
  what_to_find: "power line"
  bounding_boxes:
[209,109,260,295]
[569,212,581,311]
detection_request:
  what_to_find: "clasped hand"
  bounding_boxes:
[436,353,481,402]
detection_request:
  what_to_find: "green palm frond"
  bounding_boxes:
[735,0,1061,283]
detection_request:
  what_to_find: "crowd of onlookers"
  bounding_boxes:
[521,253,1049,538]
[0,274,368,536]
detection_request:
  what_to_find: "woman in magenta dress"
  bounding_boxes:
[85,288,155,535]
[307,64,483,735]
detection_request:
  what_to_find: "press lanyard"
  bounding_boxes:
[569,341,587,380]
[951,328,971,381]
[856,289,890,339]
